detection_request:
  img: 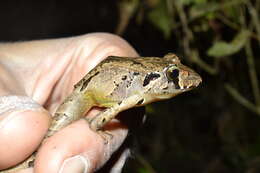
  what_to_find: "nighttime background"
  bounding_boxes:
[0,0,260,173]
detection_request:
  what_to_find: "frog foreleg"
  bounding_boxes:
[88,95,143,131]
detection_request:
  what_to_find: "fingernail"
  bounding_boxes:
[59,155,89,173]
[0,95,42,115]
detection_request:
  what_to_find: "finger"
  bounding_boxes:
[0,96,50,170]
[34,118,128,173]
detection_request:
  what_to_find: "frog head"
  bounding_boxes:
[141,53,202,102]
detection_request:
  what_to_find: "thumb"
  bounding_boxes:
[0,95,50,170]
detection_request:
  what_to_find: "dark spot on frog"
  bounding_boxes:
[162,86,168,90]
[80,71,100,91]
[55,113,69,119]
[133,72,140,76]
[63,113,69,118]
[113,81,119,87]
[65,97,74,102]
[136,99,144,105]
[131,60,146,68]
[126,80,132,88]
[118,101,122,105]
[122,75,127,80]
[74,83,79,89]
[28,161,34,167]
[123,75,133,88]
[143,73,161,87]
[131,60,142,65]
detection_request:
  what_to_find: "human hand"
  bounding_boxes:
[0,33,138,173]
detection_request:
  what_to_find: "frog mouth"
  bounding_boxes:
[179,75,202,90]
[180,84,199,90]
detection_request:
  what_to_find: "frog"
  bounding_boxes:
[1,53,202,173]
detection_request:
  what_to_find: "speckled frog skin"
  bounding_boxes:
[1,53,202,173]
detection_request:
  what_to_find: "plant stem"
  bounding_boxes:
[246,1,260,46]
[175,1,193,57]
[190,50,218,75]
[175,1,218,75]
[225,83,260,115]
[245,41,260,107]
[239,4,260,108]
[190,0,246,20]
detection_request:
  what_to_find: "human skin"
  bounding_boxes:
[0,33,138,173]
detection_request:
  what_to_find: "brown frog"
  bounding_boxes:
[1,53,202,173]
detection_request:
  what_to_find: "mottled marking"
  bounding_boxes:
[143,73,161,87]
[133,72,140,76]
[126,80,132,88]
[101,56,138,68]
[67,97,73,102]
[122,75,127,80]
[80,72,100,91]
[74,83,79,89]
[162,86,168,90]
[28,161,34,167]
[113,81,119,87]
[63,113,69,118]
[136,98,144,105]
[118,101,122,105]
[131,60,146,68]
[51,113,69,125]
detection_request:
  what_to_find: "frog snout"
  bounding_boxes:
[179,72,202,89]
[188,75,202,87]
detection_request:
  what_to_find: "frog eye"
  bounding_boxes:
[166,65,179,80]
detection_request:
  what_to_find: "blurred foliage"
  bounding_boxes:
[207,30,250,58]
[116,0,260,172]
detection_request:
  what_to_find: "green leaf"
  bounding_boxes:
[179,0,207,5]
[195,0,207,4]
[190,2,219,19]
[147,0,172,39]
[138,168,150,173]
[207,30,250,58]
[179,0,194,5]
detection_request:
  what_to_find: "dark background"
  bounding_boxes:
[1,0,260,173]
[0,0,176,55]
